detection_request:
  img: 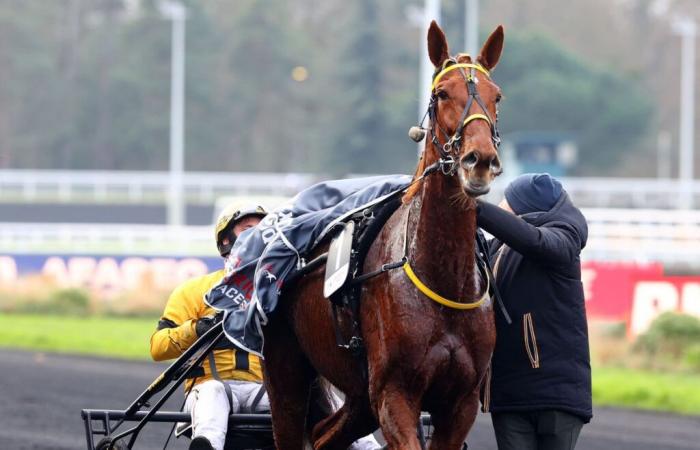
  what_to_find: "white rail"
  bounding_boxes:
[0,170,317,204]
[0,222,212,255]
[582,208,700,265]
[485,176,700,209]
[3,169,700,209]
[1,208,699,266]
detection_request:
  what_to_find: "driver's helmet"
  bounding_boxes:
[215,203,267,257]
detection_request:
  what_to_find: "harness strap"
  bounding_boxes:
[431,63,490,90]
[207,352,234,412]
[351,257,407,285]
[476,231,512,325]
[463,113,491,127]
[249,383,267,413]
[403,260,490,310]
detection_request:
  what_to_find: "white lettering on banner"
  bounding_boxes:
[43,257,70,286]
[630,281,700,336]
[630,282,678,336]
[150,258,178,288]
[68,257,97,286]
[0,257,17,284]
[121,257,150,290]
[33,256,210,296]
[176,258,209,281]
[681,283,700,317]
[93,258,121,295]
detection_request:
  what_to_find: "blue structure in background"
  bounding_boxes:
[501,131,578,177]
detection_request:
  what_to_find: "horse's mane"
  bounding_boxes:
[402,152,427,204]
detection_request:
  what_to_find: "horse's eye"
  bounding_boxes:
[495,94,502,103]
[436,90,449,100]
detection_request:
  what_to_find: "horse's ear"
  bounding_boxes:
[427,20,450,67]
[477,25,504,71]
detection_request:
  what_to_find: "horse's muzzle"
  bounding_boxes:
[463,182,491,197]
[459,170,491,197]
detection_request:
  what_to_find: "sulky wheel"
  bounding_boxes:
[95,437,129,450]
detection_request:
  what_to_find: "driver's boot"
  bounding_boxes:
[189,436,214,450]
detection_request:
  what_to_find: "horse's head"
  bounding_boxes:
[425,21,504,197]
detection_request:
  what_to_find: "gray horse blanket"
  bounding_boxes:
[204,175,412,357]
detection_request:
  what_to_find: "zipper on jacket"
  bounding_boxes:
[523,313,541,369]
[480,362,492,413]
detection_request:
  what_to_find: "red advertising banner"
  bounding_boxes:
[582,261,700,336]
[581,261,663,321]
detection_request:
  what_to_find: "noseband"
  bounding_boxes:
[425,58,501,175]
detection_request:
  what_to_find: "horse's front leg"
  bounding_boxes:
[428,387,480,450]
[262,319,314,450]
[370,381,423,450]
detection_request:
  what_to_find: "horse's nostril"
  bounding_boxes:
[461,152,479,169]
[490,155,503,174]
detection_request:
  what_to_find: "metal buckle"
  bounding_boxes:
[440,157,456,175]
[443,134,461,154]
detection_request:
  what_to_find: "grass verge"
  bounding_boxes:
[592,366,700,415]
[0,313,155,360]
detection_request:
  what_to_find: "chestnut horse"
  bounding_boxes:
[262,21,505,450]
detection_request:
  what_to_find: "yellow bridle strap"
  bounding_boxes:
[431,63,490,91]
[403,261,490,310]
[463,113,491,127]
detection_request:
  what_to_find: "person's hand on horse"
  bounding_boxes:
[195,315,221,337]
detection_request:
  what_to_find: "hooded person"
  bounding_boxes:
[476,173,591,450]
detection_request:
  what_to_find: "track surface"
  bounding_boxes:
[1,349,699,450]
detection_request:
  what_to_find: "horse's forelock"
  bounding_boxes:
[455,53,473,63]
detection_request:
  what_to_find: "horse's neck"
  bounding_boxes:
[408,172,478,301]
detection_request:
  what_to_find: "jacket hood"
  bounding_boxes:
[520,191,588,249]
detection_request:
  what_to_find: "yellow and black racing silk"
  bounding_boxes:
[150,269,263,391]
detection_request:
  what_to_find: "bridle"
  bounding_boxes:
[353,57,510,315]
[422,57,501,176]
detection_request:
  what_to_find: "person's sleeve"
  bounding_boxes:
[149,285,200,361]
[476,201,582,265]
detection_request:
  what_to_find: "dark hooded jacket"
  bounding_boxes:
[477,191,592,422]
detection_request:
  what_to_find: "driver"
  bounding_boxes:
[151,202,380,450]
[151,202,269,450]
